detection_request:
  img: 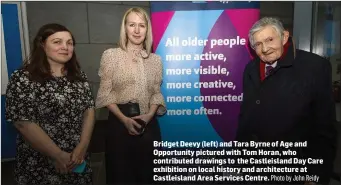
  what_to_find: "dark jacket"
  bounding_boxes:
[236,38,337,184]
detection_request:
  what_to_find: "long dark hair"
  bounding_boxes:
[23,23,84,83]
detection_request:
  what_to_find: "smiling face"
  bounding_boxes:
[43,31,74,65]
[125,12,147,47]
[252,25,289,64]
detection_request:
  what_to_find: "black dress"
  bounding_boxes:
[105,111,162,185]
[5,69,94,185]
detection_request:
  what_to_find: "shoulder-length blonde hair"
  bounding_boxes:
[118,7,153,56]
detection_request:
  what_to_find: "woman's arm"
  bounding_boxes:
[131,55,166,123]
[15,122,72,173]
[94,49,127,121]
[70,72,96,166]
[107,104,141,135]
[69,108,96,167]
[6,70,65,159]
[149,55,166,115]
[5,70,71,173]
[95,49,118,109]
[147,104,159,117]
[79,108,95,148]
[14,121,64,159]
[131,104,158,124]
[107,104,127,122]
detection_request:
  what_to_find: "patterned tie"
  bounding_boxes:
[265,65,274,77]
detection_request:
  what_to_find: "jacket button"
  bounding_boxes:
[256,100,260,104]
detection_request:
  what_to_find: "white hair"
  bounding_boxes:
[248,17,285,49]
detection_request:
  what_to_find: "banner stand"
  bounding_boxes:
[151,1,260,142]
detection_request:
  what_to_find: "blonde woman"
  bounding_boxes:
[95,7,166,184]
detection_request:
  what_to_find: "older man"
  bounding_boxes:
[236,17,337,185]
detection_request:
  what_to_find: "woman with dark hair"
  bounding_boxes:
[5,23,95,185]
